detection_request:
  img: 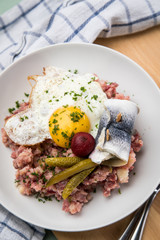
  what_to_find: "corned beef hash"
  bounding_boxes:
[1,66,143,214]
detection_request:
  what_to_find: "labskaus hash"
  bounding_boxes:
[1,66,143,214]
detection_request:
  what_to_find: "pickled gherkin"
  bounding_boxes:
[62,167,95,199]
[46,159,97,187]
[45,157,83,168]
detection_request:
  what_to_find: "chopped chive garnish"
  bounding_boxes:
[24,93,29,97]
[106,82,113,85]
[52,124,60,135]
[60,110,66,114]
[72,97,77,101]
[53,113,58,117]
[8,108,15,114]
[118,188,121,194]
[61,132,69,139]
[31,172,39,177]
[52,119,58,124]
[86,100,90,104]
[20,117,24,122]
[63,104,69,108]
[91,95,98,100]
[70,111,84,122]
[14,179,20,183]
[80,87,86,92]
[15,101,20,108]
[88,105,93,112]
[95,124,99,129]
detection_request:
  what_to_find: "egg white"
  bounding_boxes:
[5,66,108,146]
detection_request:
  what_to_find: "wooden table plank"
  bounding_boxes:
[53,25,160,240]
[95,26,160,88]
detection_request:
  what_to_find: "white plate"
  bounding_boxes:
[0,43,160,231]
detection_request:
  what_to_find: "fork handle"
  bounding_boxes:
[119,187,159,240]
[118,203,145,240]
[130,189,158,240]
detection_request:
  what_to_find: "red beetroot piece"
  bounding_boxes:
[71,132,95,157]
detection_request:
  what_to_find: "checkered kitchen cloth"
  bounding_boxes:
[0,0,160,239]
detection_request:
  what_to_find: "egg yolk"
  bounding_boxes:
[49,106,90,148]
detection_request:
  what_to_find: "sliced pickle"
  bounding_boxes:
[62,167,95,199]
[45,157,83,168]
[46,159,97,187]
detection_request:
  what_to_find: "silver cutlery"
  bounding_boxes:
[119,184,160,240]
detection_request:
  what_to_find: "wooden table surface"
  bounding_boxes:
[53,25,160,240]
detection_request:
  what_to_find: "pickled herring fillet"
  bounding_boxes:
[62,167,95,199]
[95,108,110,143]
[90,128,113,164]
[103,126,131,165]
[105,99,139,134]
[46,159,97,187]
[90,99,139,166]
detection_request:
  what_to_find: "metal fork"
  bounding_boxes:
[119,184,160,240]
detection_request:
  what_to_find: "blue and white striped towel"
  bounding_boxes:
[0,0,160,72]
[0,0,160,239]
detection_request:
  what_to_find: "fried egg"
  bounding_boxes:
[5,66,107,146]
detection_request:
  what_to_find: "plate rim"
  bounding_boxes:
[0,42,159,95]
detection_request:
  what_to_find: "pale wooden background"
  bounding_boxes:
[53,25,160,240]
